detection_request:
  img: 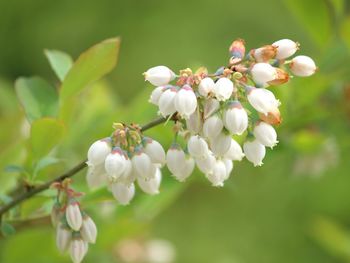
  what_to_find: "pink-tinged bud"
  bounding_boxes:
[290,55,317,77]
[132,150,154,180]
[198,77,215,97]
[250,45,277,62]
[70,238,88,263]
[144,66,175,86]
[203,115,223,139]
[104,147,127,180]
[186,108,202,134]
[187,135,209,158]
[224,139,245,161]
[267,68,289,85]
[272,39,299,59]
[111,182,135,205]
[86,163,107,189]
[66,203,83,231]
[137,168,162,195]
[143,137,166,165]
[243,140,266,167]
[203,98,220,119]
[87,138,112,166]
[223,158,233,179]
[80,216,97,244]
[149,86,164,105]
[210,133,232,156]
[166,144,186,176]
[229,39,246,64]
[253,122,278,148]
[206,160,227,187]
[259,108,282,125]
[213,78,234,101]
[174,85,197,118]
[56,223,71,253]
[251,63,277,87]
[195,151,216,174]
[172,156,195,182]
[158,87,177,117]
[247,87,280,116]
[223,101,248,135]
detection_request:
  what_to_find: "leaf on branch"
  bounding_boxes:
[15,77,59,123]
[1,222,16,237]
[33,157,62,177]
[44,49,73,82]
[4,165,27,174]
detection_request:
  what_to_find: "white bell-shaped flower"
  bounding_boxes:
[149,86,164,105]
[206,159,227,187]
[186,108,202,134]
[144,65,175,86]
[195,151,216,174]
[210,132,232,156]
[247,87,280,116]
[213,77,234,101]
[143,137,166,165]
[66,203,83,231]
[70,238,88,263]
[132,149,154,180]
[87,138,112,167]
[254,121,278,148]
[138,167,162,195]
[56,223,71,253]
[290,55,317,77]
[223,158,233,179]
[203,98,220,119]
[104,147,127,180]
[198,77,215,97]
[224,139,245,161]
[158,87,177,117]
[86,163,107,189]
[110,182,135,205]
[166,144,186,176]
[272,39,299,59]
[250,63,277,87]
[203,114,223,139]
[80,216,97,244]
[174,85,197,118]
[172,156,195,182]
[223,101,248,135]
[243,139,266,167]
[187,135,209,158]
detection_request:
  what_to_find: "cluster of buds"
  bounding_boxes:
[86,123,165,205]
[144,38,316,186]
[51,180,97,263]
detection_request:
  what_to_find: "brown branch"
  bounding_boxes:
[0,116,167,218]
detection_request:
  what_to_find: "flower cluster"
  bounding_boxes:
[51,180,97,263]
[145,38,316,186]
[86,123,165,205]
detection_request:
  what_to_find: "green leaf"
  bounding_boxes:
[59,37,120,103]
[44,49,73,82]
[30,118,65,159]
[15,77,59,123]
[33,157,61,177]
[4,165,26,174]
[1,222,16,237]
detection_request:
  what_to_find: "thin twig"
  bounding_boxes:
[0,115,167,218]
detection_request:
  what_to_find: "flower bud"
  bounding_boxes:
[118,157,133,181]
[250,45,277,62]
[223,101,248,135]
[144,66,175,86]
[213,77,234,101]
[174,85,197,118]
[224,139,245,161]
[195,152,216,174]
[187,135,209,158]
[272,39,299,59]
[259,108,282,125]
[206,160,227,187]
[172,156,195,182]
[250,63,277,87]
[66,203,83,231]
[87,138,112,166]
[149,86,164,105]
[132,150,153,180]
[203,98,220,119]
[246,87,280,116]
[203,114,223,139]
[229,39,245,64]
[80,216,97,244]
[56,223,71,253]
[70,238,88,263]
[243,140,266,166]
[104,147,127,180]
[158,87,177,117]
[290,55,317,77]
[111,182,135,205]
[210,133,232,156]
[137,167,162,195]
[198,77,215,97]
[143,137,166,165]
[186,108,202,134]
[223,158,233,179]
[166,144,186,176]
[51,203,61,227]
[86,163,107,189]
[253,121,278,148]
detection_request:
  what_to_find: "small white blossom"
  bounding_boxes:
[137,167,162,195]
[243,140,266,167]
[56,223,71,253]
[223,101,248,135]
[224,139,245,161]
[70,238,88,263]
[203,114,223,139]
[104,148,127,180]
[198,77,215,97]
[186,108,202,134]
[253,121,278,148]
[149,86,164,105]
[290,55,317,77]
[143,137,166,165]
[247,87,280,116]
[195,152,216,174]
[144,66,175,86]
[206,160,227,187]
[174,85,197,118]
[272,39,299,59]
[187,135,209,158]
[158,87,177,117]
[87,138,111,167]
[80,216,97,244]
[111,182,135,205]
[250,63,277,87]
[66,203,83,231]
[166,144,186,176]
[213,77,234,101]
[86,163,107,189]
[223,158,233,179]
[203,98,220,119]
[210,133,232,156]
[132,150,154,180]
[172,156,195,182]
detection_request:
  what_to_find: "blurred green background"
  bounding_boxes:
[1,0,350,262]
